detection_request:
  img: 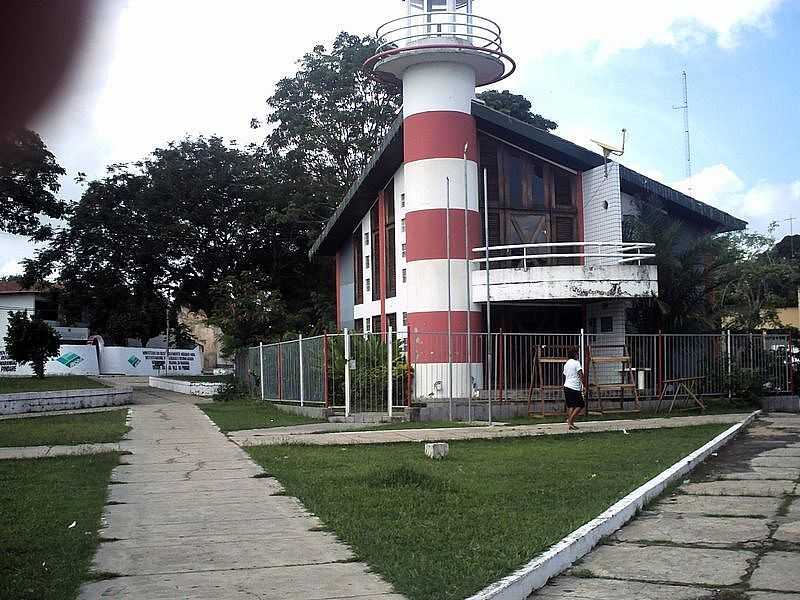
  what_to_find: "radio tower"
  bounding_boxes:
[673,70,692,194]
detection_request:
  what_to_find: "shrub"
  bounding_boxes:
[3,311,61,378]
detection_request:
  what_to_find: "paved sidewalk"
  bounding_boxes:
[230,413,754,447]
[79,401,403,599]
[0,442,123,460]
[533,413,800,599]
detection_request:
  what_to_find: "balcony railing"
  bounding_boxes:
[375,12,503,54]
[470,242,656,270]
[365,11,516,86]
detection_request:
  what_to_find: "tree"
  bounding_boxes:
[4,311,61,378]
[259,32,402,208]
[0,129,67,241]
[205,271,288,354]
[716,230,800,330]
[623,206,739,332]
[476,89,557,131]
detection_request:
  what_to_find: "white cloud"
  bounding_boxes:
[674,164,800,234]
[2,0,787,267]
[502,0,782,61]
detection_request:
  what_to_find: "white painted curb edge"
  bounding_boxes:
[465,410,761,600]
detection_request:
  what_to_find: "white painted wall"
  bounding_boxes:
[471,265,658,302]
[582,163,623,266]
[402,61,476,117]
[349,163,410,334]
[0,345,100,376]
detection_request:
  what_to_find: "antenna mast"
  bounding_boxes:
[673,70,692,194]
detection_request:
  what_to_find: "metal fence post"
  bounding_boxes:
[259,342,265,401]
[387,326,393,418]
[726,330,732,400]
[298,334,305,407]
[344,329,351,418]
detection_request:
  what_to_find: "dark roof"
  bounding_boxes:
[310,101,746,257]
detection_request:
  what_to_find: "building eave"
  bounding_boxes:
[309,101,747,257]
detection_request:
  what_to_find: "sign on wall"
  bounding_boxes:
[0,345,101,376]
[100,347,202,376]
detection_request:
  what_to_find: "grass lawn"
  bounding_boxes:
[0,453,120,600]
[162,374,231,383]
[0,410,129,447]
[363,420,482,431]
[0,375,106,394]
[200,399,323,432]
[504,398,755,426]
[248,424,728,600]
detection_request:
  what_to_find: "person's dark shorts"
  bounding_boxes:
[564,387,585,408]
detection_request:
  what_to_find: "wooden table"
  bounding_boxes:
[656,376,706,414]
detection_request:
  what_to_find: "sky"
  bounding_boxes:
[2,0,799,276]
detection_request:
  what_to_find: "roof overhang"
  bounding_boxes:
[310,101,746,257]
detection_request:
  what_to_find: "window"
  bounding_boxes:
[365,318,371,332]
[600,316,614,333]
[364,232,369,246]
[400,193,405,208]
[402,312,408,326]
[365,255,370,269]
[371,204,381,301]
[588,318,597,334]
[402,268,407,283]
[401,243,406,257]
[353,318,363,333]
[353,225,363,305]
[366,278,370,292]
[384,183,396,299]
[554,173,573,207]
[401,218,405,232]
[387,313,397,333]
[372,315,381,335]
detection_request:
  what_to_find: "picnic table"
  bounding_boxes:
[656,376,706,414]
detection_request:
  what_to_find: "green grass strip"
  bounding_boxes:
[0,410,129,447]
[0,453,120,600]
[199,400,323,432]
[248,424,728,600]
[0,376,107,394]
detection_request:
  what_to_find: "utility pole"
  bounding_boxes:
[673,70,692,194]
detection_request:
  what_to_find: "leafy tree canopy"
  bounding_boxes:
[4,311,61,378]
[0,129,67,241]
[476,89,557,131]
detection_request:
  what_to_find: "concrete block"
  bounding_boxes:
[425,442,449,459]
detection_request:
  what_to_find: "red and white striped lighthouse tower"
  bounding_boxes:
[367,1,514,398]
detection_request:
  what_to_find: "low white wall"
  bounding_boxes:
[0,386,133,415]
[0,345,100,376]
[101,347,202,376]
[472,264,658,302]
[149,377,224,397]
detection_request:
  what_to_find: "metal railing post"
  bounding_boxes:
[259,342,265,401]
[323,334,330,408]
[726,330,732,400]
[344,329,351,418]
[298,335,305,406]
[387,326,393,418]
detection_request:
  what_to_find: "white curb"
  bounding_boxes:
[466,410,761,600]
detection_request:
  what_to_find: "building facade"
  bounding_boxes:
[310,0,745,397]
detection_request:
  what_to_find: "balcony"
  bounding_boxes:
[364,10,515,86]
[470,242,658,302]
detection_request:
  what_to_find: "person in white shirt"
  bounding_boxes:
[563,347,585,430]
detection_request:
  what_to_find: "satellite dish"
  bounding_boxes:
[591,129,626,177]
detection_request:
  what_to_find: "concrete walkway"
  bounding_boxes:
[0,442,123,460]
[231,413,754,447]
[533,413,800,599]
[78,395,404,599]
